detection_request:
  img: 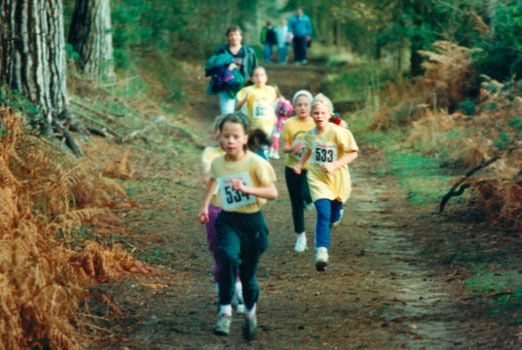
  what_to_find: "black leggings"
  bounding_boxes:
[285,166,312,233]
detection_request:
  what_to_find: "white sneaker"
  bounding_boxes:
[294,233,307,252]
[331,209,344,227]
[272,151,280,159]
[315,247,328,271]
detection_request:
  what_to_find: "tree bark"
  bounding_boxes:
[0,0,68,127]
[410,0,424,76]
[68,0,114,79]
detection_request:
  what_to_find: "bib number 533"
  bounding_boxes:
[312,141,338,165]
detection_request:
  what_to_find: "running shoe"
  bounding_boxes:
[315,247,328,271]
[213,314,231,336]
[294,233,308,252]
[243,314,258,340]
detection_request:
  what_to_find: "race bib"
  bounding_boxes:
[253,101,270,119]
[291,138,306,161]
[312,141,338,165]
[217,172,256,210]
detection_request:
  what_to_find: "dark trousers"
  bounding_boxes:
[215,210,268,309]
[293,35,307,62]
[285,167,312,233]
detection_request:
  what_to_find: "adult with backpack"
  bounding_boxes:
[288,8,313,65]
[206,26,259,114]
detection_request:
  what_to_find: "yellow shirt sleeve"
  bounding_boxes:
[253,155,277,186]
[236,86,248,102]
[202,146,225,169]
[337,127,359,154]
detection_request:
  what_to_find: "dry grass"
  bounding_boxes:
[368,41,522,230]
[0,108,154,349]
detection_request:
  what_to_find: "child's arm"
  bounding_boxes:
[293,149,312,174]
[231,179,278,200]
[283,139,304,154]
[198,178,217,224]
[202,165,211,185]
[235,90,250,111]
[322,151,358,174]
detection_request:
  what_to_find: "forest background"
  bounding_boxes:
[0,0,520,349]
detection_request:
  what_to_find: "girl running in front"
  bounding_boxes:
[198,113,278,340]
[201,114,245,313]
[281,90,315,252]
[293,93,359,271]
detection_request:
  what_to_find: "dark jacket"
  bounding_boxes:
[205,52,245,98]
[212,43,258,80]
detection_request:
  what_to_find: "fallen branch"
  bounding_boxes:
[486,290,513,298]
[120,115,165,144]
[70,99,129,128]
[52,119,83,157]
[165,123,206,150]
[439,147,518,212]
[98,75,140,88]
[72,110,123,141]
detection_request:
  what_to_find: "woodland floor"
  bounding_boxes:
[83,60,521,349]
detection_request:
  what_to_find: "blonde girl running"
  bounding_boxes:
[293,93,359,271]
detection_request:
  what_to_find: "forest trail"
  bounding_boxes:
[94,61,509,350]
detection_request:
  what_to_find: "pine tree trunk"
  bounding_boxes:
[0,0,68,126]
[410,0,424,76]
[68,0,114,79]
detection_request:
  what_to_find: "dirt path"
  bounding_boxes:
[94,62,516,349]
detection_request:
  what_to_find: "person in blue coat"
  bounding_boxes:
[288,8,312,65]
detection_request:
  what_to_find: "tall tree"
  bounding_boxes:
[68,0,114,79]
[0,0,68,127]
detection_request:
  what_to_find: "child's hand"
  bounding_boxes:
[198,209,209,224]
[322,163,335,173]
[293,165,302,175]
[293,142,304,155]
[231,178,247,193]
[228,63,239,71]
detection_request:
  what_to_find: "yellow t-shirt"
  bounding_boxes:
[236,85,277,136]
[201,146,225,169]
[304,124,359,202]
[282,116,316,169]
[210,151,277,213]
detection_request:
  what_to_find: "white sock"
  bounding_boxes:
[219,304,232,317]
[297,232,305,237]
[235,280,243,300]
[246,303,256,319]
